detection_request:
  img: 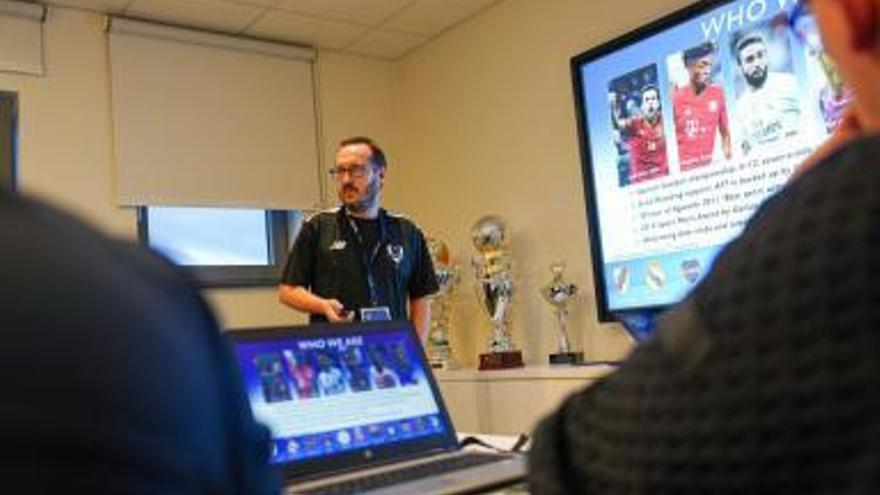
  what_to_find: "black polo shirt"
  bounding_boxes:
[281,207,439,322]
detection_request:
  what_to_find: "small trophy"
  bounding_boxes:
[426,237,459,370]
[541,262,584,365]
[471,215,524,370]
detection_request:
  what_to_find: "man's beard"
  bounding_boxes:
[342,177,380,214]
[745,67,767,89]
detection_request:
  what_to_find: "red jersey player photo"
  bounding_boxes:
[611,84,669,184]
[671,42,732,171]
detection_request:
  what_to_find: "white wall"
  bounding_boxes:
[389,0,693,365]
[5,8,132,235]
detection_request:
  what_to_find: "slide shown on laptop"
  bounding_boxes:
[227,321,525,495]
[234,323,451,465]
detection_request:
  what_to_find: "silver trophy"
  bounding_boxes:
[471,215,523,370]
[426,237,459,370]
[541,262,584,365]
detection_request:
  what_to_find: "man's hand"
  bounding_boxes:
[322,298,353,322]
[278,284,353,322]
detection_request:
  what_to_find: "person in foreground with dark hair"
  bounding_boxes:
[278,136,438,340]
[0,193,278,494]
[529,0,880,492]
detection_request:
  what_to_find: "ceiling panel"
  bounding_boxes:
[127,0,264,32]
[247,9,366,49]
[346,28,426,60]
[223,0,278,7]
[384,0,498,37]
[41,0,508,60]
[276,0,412,26]
[43,0,132,13]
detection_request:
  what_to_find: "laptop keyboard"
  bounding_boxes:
[292,452,511,495]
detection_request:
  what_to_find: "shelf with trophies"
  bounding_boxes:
[433,363,616,434]
[421,217,620,433]
[470,215,524,371]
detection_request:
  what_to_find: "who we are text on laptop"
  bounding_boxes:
[227,320,525,495]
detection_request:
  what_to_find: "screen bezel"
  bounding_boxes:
[226,321,460,479]
[570,0,734,322]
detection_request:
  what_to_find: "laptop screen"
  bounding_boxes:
[229,321,456,468]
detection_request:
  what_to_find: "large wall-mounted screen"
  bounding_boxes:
[571,0,850,323]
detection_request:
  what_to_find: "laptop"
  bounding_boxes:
[227,320,526,495]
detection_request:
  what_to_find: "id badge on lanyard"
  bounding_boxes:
[360,306,391,321]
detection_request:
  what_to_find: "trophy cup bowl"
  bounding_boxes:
[471,216,523,371]
[542,262,584,365]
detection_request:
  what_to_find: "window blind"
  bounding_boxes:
[109,17,321,209]
[0,0,45,76]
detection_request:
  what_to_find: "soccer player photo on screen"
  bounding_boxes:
[730,15,802,156]
[668,41,732,171]
[608,64,669,186]
[790,11,854,136]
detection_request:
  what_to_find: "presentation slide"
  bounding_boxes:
[235,331,446,464]
[577,0,850,312]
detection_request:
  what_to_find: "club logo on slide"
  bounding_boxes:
[681,259,702,283]
[645,261,666,290]
[612,266,630,293]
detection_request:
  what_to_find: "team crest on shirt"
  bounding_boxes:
[387,244,404,265]
[330,240,347,250]
[709,101,718,112]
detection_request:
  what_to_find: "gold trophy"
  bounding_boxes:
[471,215,523,370]
[426,237,459,370]
[541,262,584,365]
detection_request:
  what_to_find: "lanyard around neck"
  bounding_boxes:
[344,212,387,307]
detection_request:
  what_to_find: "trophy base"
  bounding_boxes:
[549,351,584,365]
[429,357,460,370]
[478,351,524,370]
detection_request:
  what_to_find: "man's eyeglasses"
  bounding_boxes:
[329,165,370,180]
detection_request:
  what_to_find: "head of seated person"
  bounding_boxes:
[0,192,278,493]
